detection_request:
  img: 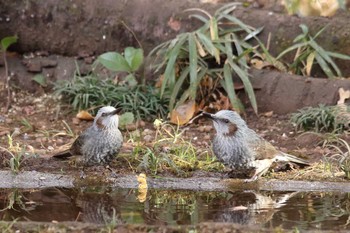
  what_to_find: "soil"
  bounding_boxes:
[0,90,348,185]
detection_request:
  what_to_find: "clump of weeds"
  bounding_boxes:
[120,119,223,177]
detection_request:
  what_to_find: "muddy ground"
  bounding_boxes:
[0,90,348,185]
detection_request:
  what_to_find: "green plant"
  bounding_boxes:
[102,207,118,233]
[325,138,350,179]
[277,24,350,78]
[97,47,143,87]
[55,74,169,120]
[1,36,18,112]
[131,119,223,176]
[0,135,33,174]
[291,104,346,132]
[0,219,17,233]
[149,3,259,113]
[20,118,33,132]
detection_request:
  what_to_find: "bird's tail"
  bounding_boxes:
[276,152,310,166]
[52,150,73,159]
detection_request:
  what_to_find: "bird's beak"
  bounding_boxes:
[107,109,119,116]
[201,111,218,121]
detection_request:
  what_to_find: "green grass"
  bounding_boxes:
[291,104,347,133]
[54,74,169,121]
[149,3,259,113]
[121,119,223,177]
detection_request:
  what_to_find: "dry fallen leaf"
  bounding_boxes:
[337,88,350,105]
[170,100,196,125]
[262,111,274,117]
[76,110,94,121]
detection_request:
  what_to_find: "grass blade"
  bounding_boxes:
[188,33,198,99]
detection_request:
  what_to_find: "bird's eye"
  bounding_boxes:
[101,113,107,117]
[223,119,230,123]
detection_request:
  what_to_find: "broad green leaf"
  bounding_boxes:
[327,51,350,60]
[227,59,257,113]
[293,34,306,43]
[312,26,327,40]
[209,18,219,41]
[124,47,143,72]
[1,36,17,51]
[188,33,198,99]
[299,24,309,35]
[98,52,131,72]
[196,31,220,64]
[315,53,335,79]
[223,62,240,110]
[161,34,187,97]
[216,2,241,20]
[309,39,341,77]
[188,14,209,24]
[32,74,47,87]
[169,67,189,110]
[276,41,308,59]
[244,27,264,41]
[124,74,138,87]
[222,14,253,34]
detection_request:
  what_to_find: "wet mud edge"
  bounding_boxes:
[0,171,350,192]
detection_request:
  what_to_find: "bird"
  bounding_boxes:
[53,106,123,166]
[202,110,309,181]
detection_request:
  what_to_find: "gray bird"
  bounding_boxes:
[202,110,309,181]
[53,106,123,166]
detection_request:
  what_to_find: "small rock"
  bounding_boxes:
[40,58,57,68]
[143,134,153,142]
[84,56,94,64]
[138,120,146,128]
[23,133,29,140]
[35,51,49,56]
[142,128,150,135]
[12,128,21,137]
[25,60,42,73]
[56,138,64,145]
[72,117,81,125]
[39,176,46,180]
[5,118,13,124]
[125,123,137,131]
[47,146,54,151]
[203,134,211,141]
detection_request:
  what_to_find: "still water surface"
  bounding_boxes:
[0,187,349,231]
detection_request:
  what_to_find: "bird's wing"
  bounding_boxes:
[53,127,92,158]
[252,140,279,160]
[276,151,310,165]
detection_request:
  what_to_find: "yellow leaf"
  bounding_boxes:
[195,37,207,57]
[306,51,315,76]
[170,100,196,125]
[338,88,350,105]
[76,110,94,121]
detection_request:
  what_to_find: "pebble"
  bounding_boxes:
[143,134,153,142]
[142,128,152,136]
[203,134,211,141]
[72,117,81,125]
[12,128,21,137]
[47,146,54,151]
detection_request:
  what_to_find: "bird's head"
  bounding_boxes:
[94,106,120,130]
[202,110,247,137]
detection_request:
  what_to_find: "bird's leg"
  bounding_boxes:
[244,159,274,182]
[106,165,118,178]
[80,166,86,179]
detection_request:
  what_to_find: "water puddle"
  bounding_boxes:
[1,187,350,231]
